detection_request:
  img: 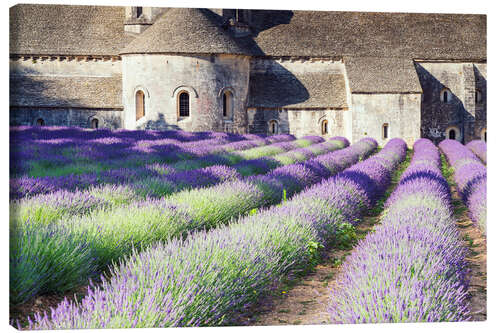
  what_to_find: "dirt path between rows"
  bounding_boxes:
[240,212,383,326]
[10,285,90,328]
[240,153,412,326]
[241,151,487,326]
[449,185,487,321]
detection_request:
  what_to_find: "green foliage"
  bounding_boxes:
[440,154,455,182]
[306,240,324,266]
[9,221,96,305]
[28,162,105,178]
[333,223,357,250]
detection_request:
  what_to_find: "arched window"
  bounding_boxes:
[91,118,99,129]
[382,123,389,139]
[446,126,461,141]
[321,119,328,135]
[268,120,279,135]
[441,88,452,103]
[178,92,190,118]
[475,89,483,104]
[136,90,145,121]
[481,128,486,142]
[222,91,233,120]
[36,118,44,126]
[136,7,143,18]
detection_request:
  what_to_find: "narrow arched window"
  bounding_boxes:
[321,119,328,135]
[446,127,460,141]
[178,92,190,118]
[441,88,452,103]
[136,7,143,18]
[36,118,44,126]
[136,90,145,121]
[449,129,456,140]
[475,90,482,104]
[223,91,233,120]
[268,120,278,134]
[382,123,389,139]
[91,118,99,129]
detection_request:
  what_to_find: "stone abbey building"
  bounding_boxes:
[9,4,486,144]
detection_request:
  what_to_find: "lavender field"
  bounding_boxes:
[9,126,486,328]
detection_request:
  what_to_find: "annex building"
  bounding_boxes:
[9,5,486,144]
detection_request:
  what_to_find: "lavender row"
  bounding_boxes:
[328,138,470,323]
[466,140,487,164]
[10,137,335,227]
[10,134,296,198]
[11,137,328,222]
[439,139,487,234]
[125,137,343,198]
[10,125,262,143]
[11,126,290,177]
[10,127,261,176]
[24,138,405,329]
[162,135,321,172]
[10,138,355,305]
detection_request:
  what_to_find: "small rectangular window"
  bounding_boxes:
[383,124,389,139]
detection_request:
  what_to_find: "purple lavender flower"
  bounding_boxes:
[25,138,382,329]
[439,139,486,234]
[328,138,470,323]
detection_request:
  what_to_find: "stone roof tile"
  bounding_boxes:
[10,75,123,108]
[345,57,423,93]
[249,72,347,108]
[251,10,486,60]
[10,4,135,56]
[120,8,251,55]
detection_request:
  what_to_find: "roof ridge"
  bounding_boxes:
[120,8,250,56]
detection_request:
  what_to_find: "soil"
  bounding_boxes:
[10,285,90,328]
[240,212,382,326]
[240,153,410,326]
[241,152,487,326]
[449,184,487,321]
[10,152,486,327]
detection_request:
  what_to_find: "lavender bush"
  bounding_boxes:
[10,126,291,179]
[26,138,406,329]
[11,137,344,227]
[10,137,354,305]
[10,134,297,199]
[439,139,487,234]
[466,140,486,164]
[328,138,470,323]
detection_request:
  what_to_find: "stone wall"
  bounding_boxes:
[248,108,348,139]
[122,54,250,133]
[415,61,487,143]
[10,107,122,128]
[350,93,422,146]
[9,57,123,128]
[473,63,487,141]
[10,56,122,77]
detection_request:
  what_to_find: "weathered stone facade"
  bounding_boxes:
[350,94,422,146]
[415,62,487,144]
[248,108,348,139]
[10,107,122,129]
[9,5,487,144]
[122,54,250,133]
[9,56,123,129]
